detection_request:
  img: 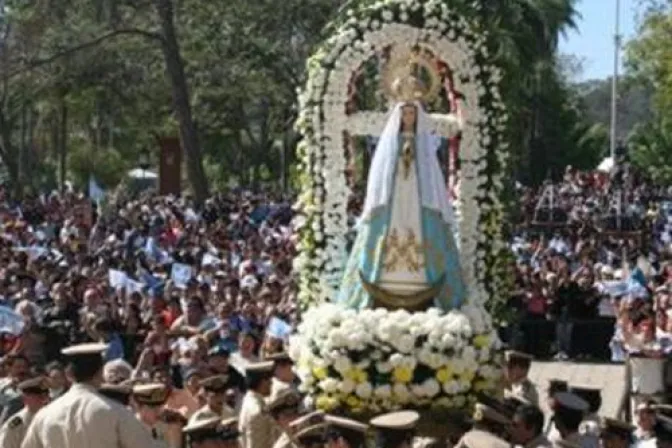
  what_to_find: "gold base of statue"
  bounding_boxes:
[359,271,446,311]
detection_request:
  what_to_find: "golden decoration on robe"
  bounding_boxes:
[380,228,424,273]
[359,271,446,311]
[401,135,415,180]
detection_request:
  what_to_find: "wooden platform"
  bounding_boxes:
[529,361,628,417]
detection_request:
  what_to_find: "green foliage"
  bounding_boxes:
[67,140,128,188]
[630,120,672,184]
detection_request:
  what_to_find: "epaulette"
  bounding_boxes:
[8,416,22,429]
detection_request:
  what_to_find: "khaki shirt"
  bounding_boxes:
[505,378,539,406]
[0,408,34,448]
[20,383,166,448]
[239,390,276,448]
[268,378,292,405]
[455,429,510,448]
[272,431,298,448]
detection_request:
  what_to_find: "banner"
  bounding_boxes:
[0,306,25,335]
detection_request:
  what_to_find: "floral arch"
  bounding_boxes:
[293,0,509,312]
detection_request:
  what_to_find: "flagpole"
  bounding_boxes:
[610,0,621,160]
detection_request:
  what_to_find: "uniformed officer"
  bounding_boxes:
[267,388,301,448]
[455,402,510,448]
[633,401,657,445]
[504,350,539,406]
[598,417,634,448]
[239,361,276,448]
[21,342,165,448]
[295,423,327,448]
[265,353,295,404]
[551,391,595,448]
[189,375,235,423]
[569,385,601,438]
[0,376,50,448]
[369,410,419,448]
[510,403,552,447]
[545,379,569,442]
[652,416,672,448]
[288,411,325,436]
[132,383,177,442]
[183,416,241,448]
[324,415,368,448]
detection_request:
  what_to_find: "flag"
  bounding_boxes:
[88,176,105,205]
[0,306,24,335]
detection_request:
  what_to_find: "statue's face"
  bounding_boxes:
[401,104,416,129]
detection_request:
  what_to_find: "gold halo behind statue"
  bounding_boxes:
[382,45,443,104]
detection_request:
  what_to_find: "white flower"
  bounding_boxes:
[356,382,373,399]
[319,378,340,393]
[423,379,441,397]
[376,361,393,373]
[381,10,393,22]
[341,378,356,395]
[374,385,392,399]
[392,383,411,403]
[333,356,352,374]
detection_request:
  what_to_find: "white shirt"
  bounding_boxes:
[21,383,164,448]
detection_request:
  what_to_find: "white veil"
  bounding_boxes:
[360,101,456,227]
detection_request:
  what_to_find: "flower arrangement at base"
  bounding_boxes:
[289,304,503,414]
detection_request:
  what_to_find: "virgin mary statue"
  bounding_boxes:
[337,63,467,312]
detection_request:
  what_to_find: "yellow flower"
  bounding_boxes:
[473,335,490,349]
[459,370,476,384]
[312,366,328,380]
[343,368,368,384]
[346,396,361,408]
[392,366,413,383]
[315,394,337,411]
[473,380,490,392]
[435,367,453,383]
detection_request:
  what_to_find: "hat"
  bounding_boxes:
[569,385,602,412]
[245,361,274,376]
[554,392,589,413]
[599,417,634,439]
[99,383,132,405]
[296,423,327,443]
[200,375,229,393]
[654,404,672,417]
[61,342,108,357]
[267,388,302,414]
[182,417,222,440]
[324,415,369,433]
[472,403,510,425]
[637,401,656,413]
[504,350,533,364]
[370,410,420,430]
[132,383,168,406]
[17,376,48,394]
[290,411,325,431]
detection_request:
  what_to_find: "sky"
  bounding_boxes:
[559,0,640,81]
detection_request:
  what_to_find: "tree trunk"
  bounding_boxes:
[59,98,68,192]
[154,0,209,204]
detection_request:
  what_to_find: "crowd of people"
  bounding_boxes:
[0,159,670,447]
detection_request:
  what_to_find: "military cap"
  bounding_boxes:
[265,352,292,364]
[246,360,274,374]
[656,416,672,442]
[599,417,634,440]
[636,401,656,413]
[654,404,672,418]
[554,392,589,414]
[182,417,222,442]
[569,385,602,412]
[132,383,168,406]
[504,350,533,365]
[200,374,229,393]
[267,388,301,414]
[290,411,325,432]
[472,403,511,425]
[370,410,420,430]
[324,415,369,433]
[17,376,49,394]
[295,423,328,443]
[99,383,132,405]
[61,342,108,357]
[221,417,238,429]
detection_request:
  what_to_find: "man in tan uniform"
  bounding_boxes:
[324,415,369,448]
[133,382,185,446]
[183,416,241,448]
[189,375,235,423]
[265,353,295,404]
[455,402,511,448]
[598,417,633,448]
[510,403,552,447]
[267,389,301,448]
[504,350,539,406]
[20,342,165,448]
[239,361,276,448]
[0,377,50,448]
[550,392,595,448]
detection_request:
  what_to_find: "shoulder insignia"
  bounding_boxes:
[8,416,22,429]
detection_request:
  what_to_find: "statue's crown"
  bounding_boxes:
[384,47,441,103]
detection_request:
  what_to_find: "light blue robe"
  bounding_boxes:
[337,134,466,311]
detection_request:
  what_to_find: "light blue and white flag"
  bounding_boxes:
[266,317,292,339]
[171,263,192,288]
[0,306,24,335]
[108,269,128,289]
[88,176,105,205]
